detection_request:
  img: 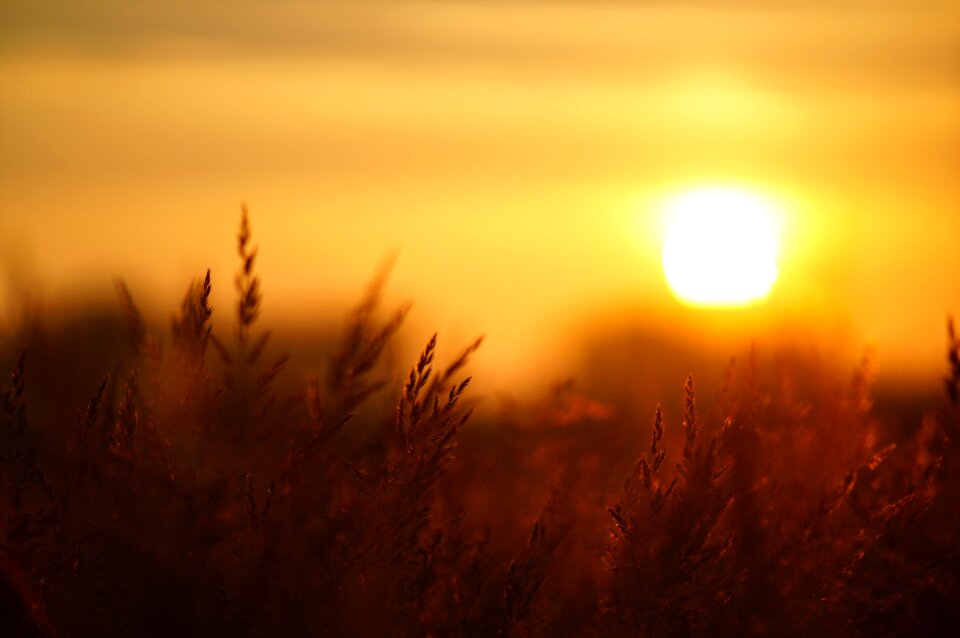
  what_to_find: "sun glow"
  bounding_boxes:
[661,187,781,307]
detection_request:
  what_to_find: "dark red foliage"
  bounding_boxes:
[1,212,958,637]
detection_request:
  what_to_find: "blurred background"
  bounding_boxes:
[1,0,958,397]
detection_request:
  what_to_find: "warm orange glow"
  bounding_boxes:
[1,1,959,387]
[3,6,960,631]
[661,188,780,307]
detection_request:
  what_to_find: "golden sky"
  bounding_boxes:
[1,1,959,389]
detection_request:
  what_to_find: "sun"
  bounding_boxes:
[661,187,781,307]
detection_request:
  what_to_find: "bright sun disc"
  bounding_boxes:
[661,188,780,307]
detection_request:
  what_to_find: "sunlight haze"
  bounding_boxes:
[1,0,958,388]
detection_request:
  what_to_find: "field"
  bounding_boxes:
[1,210,958,637]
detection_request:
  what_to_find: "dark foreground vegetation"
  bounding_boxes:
[2,210,959,637]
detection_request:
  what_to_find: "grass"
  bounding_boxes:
[1,209,959,637]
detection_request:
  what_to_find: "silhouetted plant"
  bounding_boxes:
[1,212,958,637]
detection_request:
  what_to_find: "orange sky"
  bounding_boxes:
[1,1,959,390]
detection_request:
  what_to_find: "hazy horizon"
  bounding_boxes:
[2,0,958,389]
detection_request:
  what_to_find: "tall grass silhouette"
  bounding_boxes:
[1,209,958,637]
